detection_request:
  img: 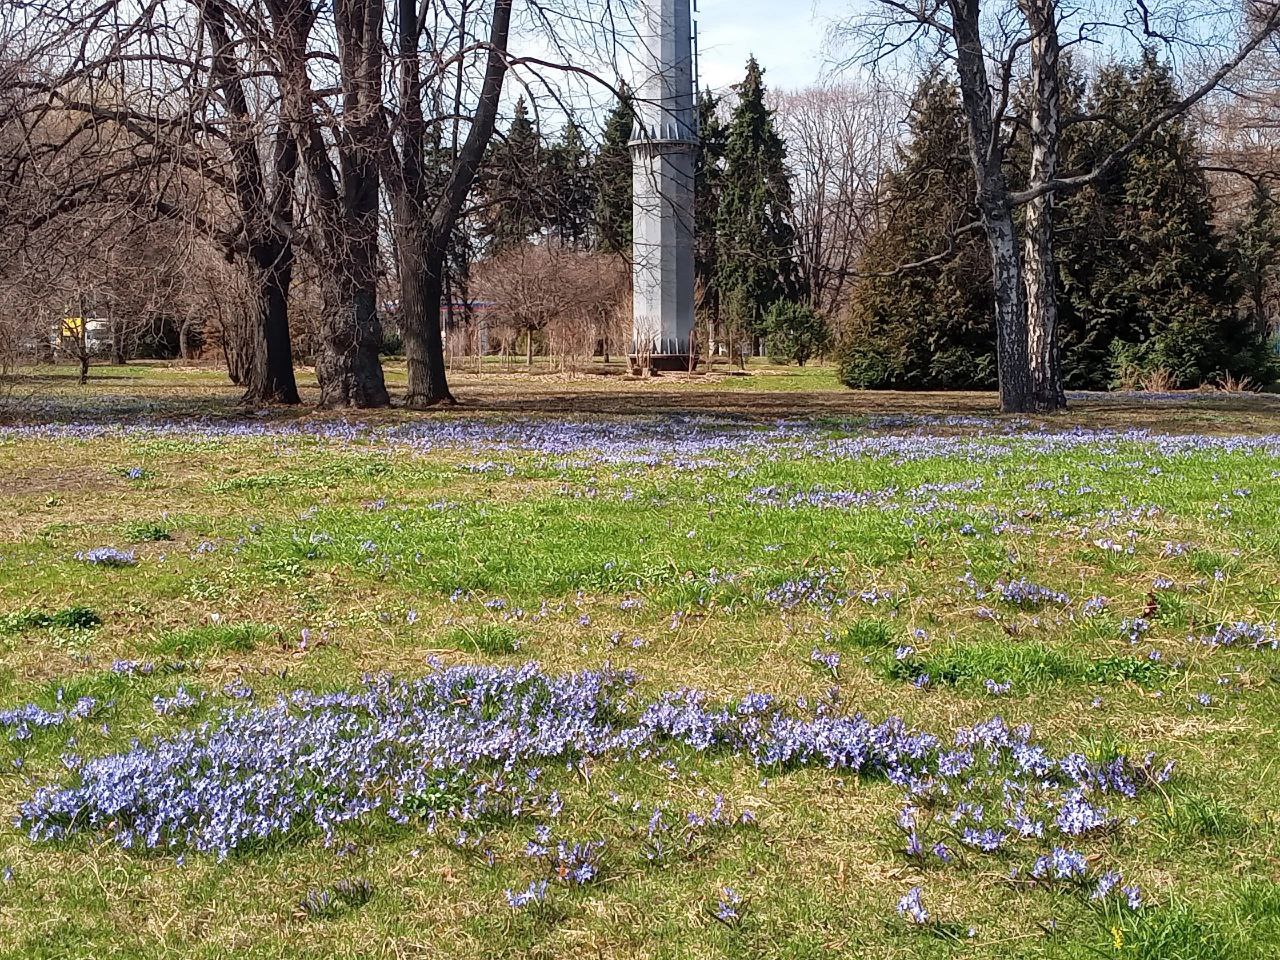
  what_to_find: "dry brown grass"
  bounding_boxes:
[5,359,1280,437]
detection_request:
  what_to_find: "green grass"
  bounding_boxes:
[0,605,101,635]
[879,638,1171,690]
[147,622,275,657]
[1160,790,1253,841]
[442,624,525,655]
[121,520,173,542]
[1,365,1280,958]
[1116,879,1280,960]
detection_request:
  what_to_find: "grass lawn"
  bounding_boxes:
[0,362,1279,958]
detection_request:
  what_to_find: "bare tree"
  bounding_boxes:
[473,242,627,371]
[774,81,902,322]
[269,0,391,408]
[0,0,303,403]
[384,0,515,406]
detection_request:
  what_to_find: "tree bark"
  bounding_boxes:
[272,0,389,408]
[398,228,455,406]
[241,237,302,405]
[205,0,300,405]
[110,310,126,365]
[1021,0,1066,411]
[392,0,514,407]
[947,0,1034,413]
[315,275,389,408]
[983,208,1035,411]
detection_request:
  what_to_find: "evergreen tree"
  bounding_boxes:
[477,98,543,253]
[716,58,805,335]
[1061,52,1267,387]
[1229,184,1280,365]
[594,85,634,258]
[839,55,1276,394]
[695,90,727,336]
[838,74,995,389]
[544,121,596,249]
[764,301,828,366]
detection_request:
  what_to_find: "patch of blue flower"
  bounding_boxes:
[18,663,1170,920]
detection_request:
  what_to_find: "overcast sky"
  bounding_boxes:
[695,0,848,92]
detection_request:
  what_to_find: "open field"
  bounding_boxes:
[1,363,1279,958]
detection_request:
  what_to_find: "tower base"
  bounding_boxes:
[628,353,697,375]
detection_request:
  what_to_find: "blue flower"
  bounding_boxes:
[1032,846,1088,881]
[897,886,928,925]
[714,887,743,924]
[74,547,137,567]
[505,880,548,909]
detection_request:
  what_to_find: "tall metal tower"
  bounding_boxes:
[629,0,698,373]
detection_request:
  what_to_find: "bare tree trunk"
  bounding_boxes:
[75,291,89,384]
[399,229,455,406]
[274,0,387,408]
[394,0,514,407]
[109,308,126,365]
[947,0,1034,413]
[1021,0,1066,411]
[316,271,390,408]
[241,239,301,404]
[205,0,300,405]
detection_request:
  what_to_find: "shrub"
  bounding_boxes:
[763,301,829,366]
[837,341,899,389]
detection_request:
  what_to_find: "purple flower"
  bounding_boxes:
[152,686,201,717]
[505,880,548,909]
[1055,790,1111,837]
[1032,846,1088,881]
[810,649,841,675]
[897,886,928,925]
[714,887,743,924]
[75,547,137,567]
[994,578,1070,607]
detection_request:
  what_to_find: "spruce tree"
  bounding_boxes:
[477,98,543,253]
[1229,184,1280,372]
[594,86,634,258]
[695,91,727,338]
[544,121,595,250]
[716,58,804,336]
[764,301,828,366]
[1063,52,1264,387]
[838,74,995,389]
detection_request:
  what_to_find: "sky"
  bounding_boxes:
[694,0,849,92]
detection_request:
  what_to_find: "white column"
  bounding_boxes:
[630,0,698,372]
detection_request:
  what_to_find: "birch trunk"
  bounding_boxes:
[947,0,1035,412]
